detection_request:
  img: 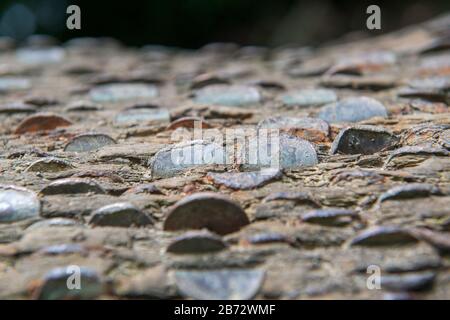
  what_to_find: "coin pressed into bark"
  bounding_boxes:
[379,183,442,202]
[301,208,359,226]
[193,84,261,107]
[330,125,399,155]
[174,269,264,300]
[318,97,388,123]
[0,185,40,222]
[34,266,103,300]
[89,202,154,227]
[166,230,227,254]
[25,157,74,172]
[150,140,226,178]
[206,169,282,190]
[350,226,418,246]
[40,178,106,195]
[64,133,116,152]
[1,14,450,300]
[242,133,318,171]
[163,193,249,235]
[14,113,72,134]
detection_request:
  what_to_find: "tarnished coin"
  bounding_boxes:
[40,178,106,195]
[330,125,399,155]
[164,193,249,235]
[302,208,359,226]
[174,269,264,300]
[0,185,40,222]
[350,226,418,246]
[14,113,72,134]
[34,266,103,300]
[89,202,153,227]
[379,183,442,202]
[25,157,73,173]
[166,230,227,254]
[64,133,116,152]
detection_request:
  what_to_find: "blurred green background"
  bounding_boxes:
[0,0,449,48]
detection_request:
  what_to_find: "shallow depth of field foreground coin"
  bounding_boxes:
[163,193,249,235]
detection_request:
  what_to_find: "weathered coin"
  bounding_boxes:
[302,208,359,226]
[40,178,106,195]
[14,113,72,134]
[163,193,249,235]
[379,183,442,202]
[330,125,399,155]
[89,202,153,227]
[350,226,418,246]
[166,230,227,254]
[25,157,74,173]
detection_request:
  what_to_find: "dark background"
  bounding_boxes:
[0,0,449,48]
